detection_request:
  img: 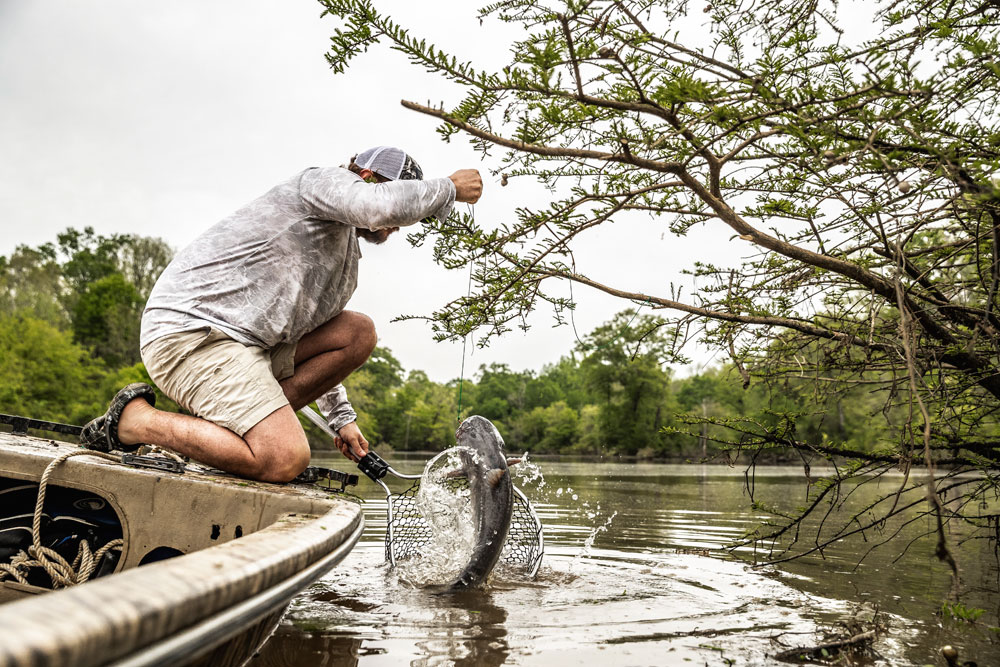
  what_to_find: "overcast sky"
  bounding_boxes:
[0,0,742,382]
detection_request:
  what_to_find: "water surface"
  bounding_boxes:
[251,458,999,666]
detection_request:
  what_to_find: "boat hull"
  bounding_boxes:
[0,432,364,667]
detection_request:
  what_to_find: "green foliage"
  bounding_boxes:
[518,401,580,452]
[941,602,987,624]
[340,346,405,443]
[0,312,107,425]
[0,245,66,328]
[0,228,173,427]
[323,309,892,458]
[577,310,678,455]
[1,227,171,370]
[318,0,1000,452]
[0,226,916,461]
[375,370,460,451]
[71,273,143,366]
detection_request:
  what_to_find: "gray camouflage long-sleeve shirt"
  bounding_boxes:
[141,166,455,431]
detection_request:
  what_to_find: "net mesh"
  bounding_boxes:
[384,476,543,577]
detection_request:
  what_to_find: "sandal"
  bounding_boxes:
[79,383,157,453]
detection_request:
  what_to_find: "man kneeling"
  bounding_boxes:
[81,146,482,482]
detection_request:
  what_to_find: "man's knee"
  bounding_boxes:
[343,311,377,365]
[244,408,311,483]
[254,442,310,483]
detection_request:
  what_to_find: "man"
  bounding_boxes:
[80,146,483,482]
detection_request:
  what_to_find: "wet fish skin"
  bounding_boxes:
[449,415,513,590]
[442,457,522,479]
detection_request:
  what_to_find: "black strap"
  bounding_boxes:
[121,453,186,474]
[0,414,83,437]
[293,465,360,491]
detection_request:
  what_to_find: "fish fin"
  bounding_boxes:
[486,467,507,487]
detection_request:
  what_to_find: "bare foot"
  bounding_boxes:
[117,397,155,445]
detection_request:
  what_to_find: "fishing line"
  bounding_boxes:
[569,253,584,346]
[456,203,475,423]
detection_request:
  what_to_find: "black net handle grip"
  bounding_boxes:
[357,451,390,482]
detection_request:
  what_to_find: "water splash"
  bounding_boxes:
[511,451,545,492]
[567,511,618,575]
[580,499,602,521]
[393,448,478,587]
[582,511,616,552]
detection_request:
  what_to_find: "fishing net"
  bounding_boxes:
[296,406,543,578]
[383,474,544,578]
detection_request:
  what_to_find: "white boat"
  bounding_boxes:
[0,416,363,667]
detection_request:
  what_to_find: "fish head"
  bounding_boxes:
[455,416,511,491]
[455,416,506,457]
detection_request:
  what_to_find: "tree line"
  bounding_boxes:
[3,228,897,459]
[345,311,898,458]
[1,228,174,427]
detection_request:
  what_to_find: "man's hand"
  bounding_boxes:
[449,169,483,204]
[335,421,370,462]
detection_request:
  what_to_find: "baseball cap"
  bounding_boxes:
[354,146,424,181]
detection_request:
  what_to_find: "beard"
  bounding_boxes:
[356,227,398,245]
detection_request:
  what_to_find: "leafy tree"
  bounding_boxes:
[537,355,590,411]
[320,0,1000,584]
[57,227,126,294]
[572,403,604,454]
[116,235,173,300]
[0,229,176,431]
[0,312,107,425]
[1,228,172,368]
[673,370,741,458]
[468,363,533,422]
[71,273,144,366]
[378,370,459,450]
[577,310,677,454]
[516,400,580,452]
[341,346,406,444]
[56,228,172,365]
[361,346,405,395]
[0,245,67,327]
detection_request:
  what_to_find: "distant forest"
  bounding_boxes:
[2,229,892,458]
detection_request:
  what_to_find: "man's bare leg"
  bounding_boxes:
[116,310,377,482]
[280,310,377,409]
[116,402,307,482]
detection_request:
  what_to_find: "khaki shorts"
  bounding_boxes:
[140,328,297,436]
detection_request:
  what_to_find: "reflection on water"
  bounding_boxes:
[250,459,999,666]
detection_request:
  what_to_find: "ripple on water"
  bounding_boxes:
[249,460,937,666]
[252,541,915,666]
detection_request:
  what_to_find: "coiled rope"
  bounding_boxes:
[0,449,125,589]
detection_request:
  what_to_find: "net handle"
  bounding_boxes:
[299,406,420,480]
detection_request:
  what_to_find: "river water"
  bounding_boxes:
[251,458,999,666]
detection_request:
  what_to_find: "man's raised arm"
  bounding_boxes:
[298,167,480,230]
